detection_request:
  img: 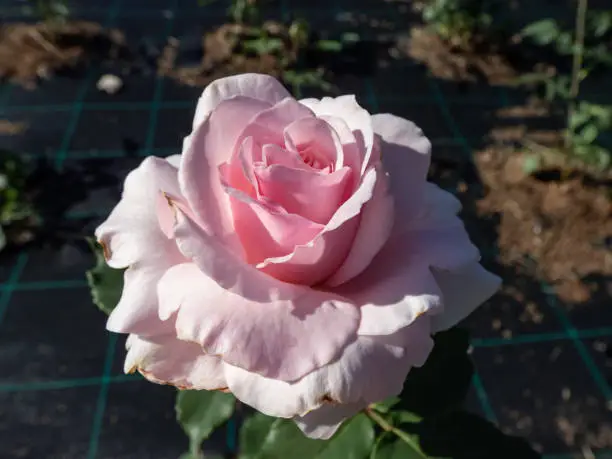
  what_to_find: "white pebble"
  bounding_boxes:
[96,74,123,95]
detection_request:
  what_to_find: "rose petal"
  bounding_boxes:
[171,205,296,301]
[193,73,291,129]
[372,113,431,233]
[325,165,394,287]
[255,164,352,224]
[224,318,433,419]
[257,167,378,285]
[284,117,343,170]
[319,115,363,186]
[335,232,443,336]
[300,95,374,174]
[262,143,310,171]
[95,156,186,336]
[219,137,260,198]
[431,262,501,332]
[180,96,270,249]
[405,184,479,271]
[227,186,324,264]
[125,333,227,390]
[156,262,360,382]
[96,156,181,269]
[294,402,365,440]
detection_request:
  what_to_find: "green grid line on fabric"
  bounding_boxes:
[0,94,526,115]
[0,253,28,326]
[67,2,129,458]
[0,373,140,393]
[51,0,125,171]
[86,333,119,459]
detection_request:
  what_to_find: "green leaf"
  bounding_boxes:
[521,19,560,45]
[555,31,573,55]
[590,11,612,37]
[579,123,599,144]
[85,237,124,315]
[371,396,401,414]
[522,154,541,175]
[316,40,343,52]
[240,413,375,459]
[239,413,277,459]
[371,431,432,459]
[514,72,548,86]
[242,38,284,55]
[176,390,236,456]
[396,328,473,417]
[341,32,360,43]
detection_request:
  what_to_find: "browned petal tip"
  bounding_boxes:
[162,191,178,224]
[319,394,339,405]
[137,368,230,393]
[98,239,111,261]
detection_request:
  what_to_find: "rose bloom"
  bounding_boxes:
[97,74,500,439]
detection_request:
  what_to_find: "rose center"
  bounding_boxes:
[298,146,332,172]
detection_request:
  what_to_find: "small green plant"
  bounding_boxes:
[29,0,70,24]
[419,0,501,46]
[228,0,259,25]
[520,10,612,68]
[517,0,612,169]
[0,150,37,251]
[194,0,343,97]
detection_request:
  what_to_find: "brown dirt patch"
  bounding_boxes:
[158,22,297,87]
[399,26,519,84]
[0,21,127,88]
[475,147,612,303]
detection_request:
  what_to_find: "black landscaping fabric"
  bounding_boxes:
[0,0,611,458]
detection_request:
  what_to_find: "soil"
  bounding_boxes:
[0,21,127,88]
[474,147,612,303]
[158,22,297,87]
[399,26,519,84]
[404,22,612,307]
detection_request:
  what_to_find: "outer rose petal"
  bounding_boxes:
[157,262,360,382]
[403,184,480,271]
[95,156,181,269]
[295,402,365,440]
[224,317,433,419]
[95,156,185,336]
[192,73,291,129]
[333,232,442,336]
[431,262,501,332]
[124,333,227,391]
[372,113,431,233]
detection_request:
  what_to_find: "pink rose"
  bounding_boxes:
[96,74,500,439]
